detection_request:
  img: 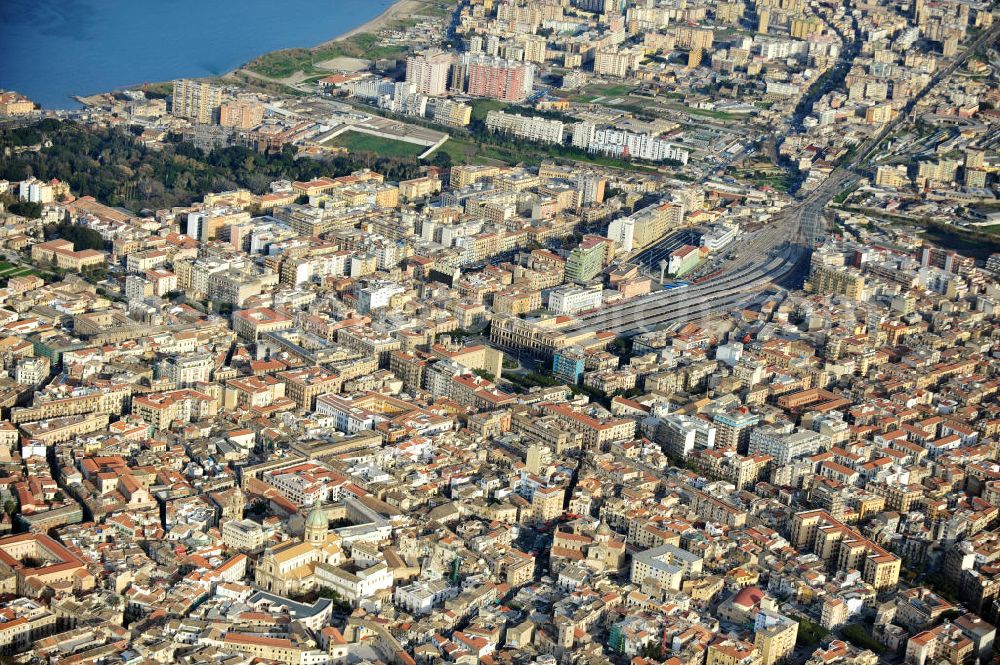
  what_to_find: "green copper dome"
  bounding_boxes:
[305,501,327,529]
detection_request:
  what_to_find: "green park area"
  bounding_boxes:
[324,131,428,159]
[678,106,740,120]
[0,261,38,280]
[470,99,510,123]
[584,83,636,97]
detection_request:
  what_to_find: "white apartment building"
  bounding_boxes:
[222,518,266,551]
[485,110,565,145]
[630,543,704,590]
[548,285,603,314]
[15,357,49,387]
[394,579,458,615]
[406,51,453,96]
[18,177,55,204]
[656,413,716,459]
[161,353,214,388]
[593,47,643,78]
[700,224,738,251]
[749,424,830,465]
[267,472,328,506]
[575,123,690,164]
[356,281,406,313]
[315,561,394,606]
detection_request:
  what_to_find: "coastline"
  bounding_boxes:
[229,0,427,82]
[73,0,425,107]
[316,0,424,48]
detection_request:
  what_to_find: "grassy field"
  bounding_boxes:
[606,101,661,117]
[584,83,636,97]
[750,175,795,192]
[436,136,506,166]
[677,106,740,120]
[247,33,410,79]
[333,98,666,173]
[0,261,37,278]
[0,261,41,284]
[325,131,427,158]
[552,90,598,103]
[470,99,510,122]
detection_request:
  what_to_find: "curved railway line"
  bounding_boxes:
[571,242,807,335]
[558,21,1000,338]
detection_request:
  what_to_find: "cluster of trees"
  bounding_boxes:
[795,617,830,646]
[0,120,428,213]
[1,197,42,219]
[839,623,885,654]
[43,219,105,250]
[467,124,667,172]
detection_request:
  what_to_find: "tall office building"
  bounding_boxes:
[172,79,223,124]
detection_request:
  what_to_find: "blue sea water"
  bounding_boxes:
[0,0,394,109]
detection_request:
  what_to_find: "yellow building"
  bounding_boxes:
[865,104,893,124]
[0,533,96,596]
[707,638,762,665]
[0,92,34,116]
[875,165,909,188]
[0,600,56,654]
[806,265,865,300]
[716,2,744,24]
[755,613,798,665]
[131,389,218,430]
[233,307,294,343]
[542,402,637,449]
[531,486,565,523]
[493,288,542,316]
[757,9,770,33]
[10,385,132,425]
[219,100,264,129]
[172,79,223,124]
[450,165,499,188]
[30,239,106,271]
[821,597,850,629]
[279,366,342,409]
[790,16,824,38]
[684,575,725,605]
[433,99,472,127]
[399,176,442,200]
[429,341,503,379]
[218,634,305,665]
[790,510,900,590]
